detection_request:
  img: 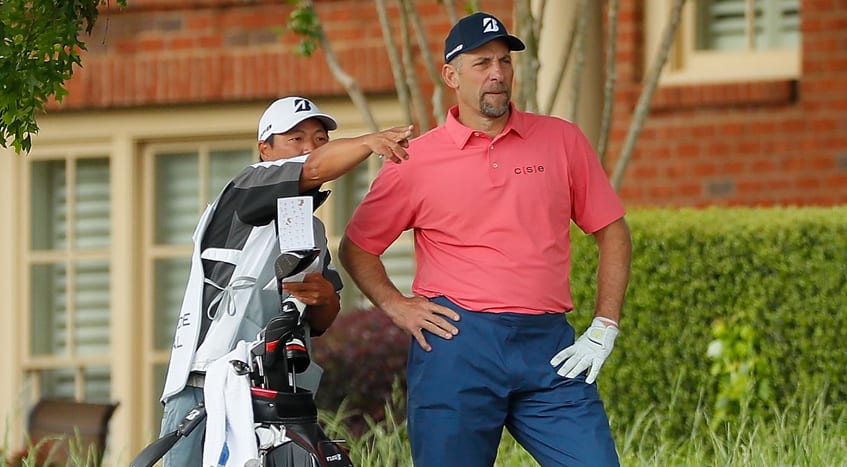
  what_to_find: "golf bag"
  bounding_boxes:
[131,249,353,467]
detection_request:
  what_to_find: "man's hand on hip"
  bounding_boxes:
[550,317,619,384]
[382,296,460,352]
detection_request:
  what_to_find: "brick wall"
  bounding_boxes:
[608,1,847,207]
[54,0,846,207]
[56,0,513,110]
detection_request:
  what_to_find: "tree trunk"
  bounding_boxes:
[375,0,414,126]
[542,10,578,115]
[514,0,540,113]
[610,0,686,190]
[596,0,619,164]
[566,0,589,121]
[397,0,430,129]
[402,0,444,127]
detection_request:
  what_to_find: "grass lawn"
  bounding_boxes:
[7,391,844,466]
[321,391,847,467]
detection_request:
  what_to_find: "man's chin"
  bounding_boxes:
[481,104,509,118]
[481,94,509,116]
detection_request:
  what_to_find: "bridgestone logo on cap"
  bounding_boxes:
[482,17,499,33]
[294,98,312,112]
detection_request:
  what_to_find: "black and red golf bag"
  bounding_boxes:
[131,249,353,467]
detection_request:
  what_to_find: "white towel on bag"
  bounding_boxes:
[202,340,258,466]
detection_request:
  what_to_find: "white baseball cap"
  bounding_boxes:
[257,97,338,142]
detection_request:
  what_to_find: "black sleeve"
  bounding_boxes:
[231,161,304,226]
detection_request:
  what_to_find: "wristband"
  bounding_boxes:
[594,316,618,328]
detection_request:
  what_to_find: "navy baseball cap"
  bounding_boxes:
[443,12,526,62]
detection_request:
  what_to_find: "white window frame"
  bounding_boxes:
[645,0,800,85]
[21,145,114,404]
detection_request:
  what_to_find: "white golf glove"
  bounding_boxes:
[550,317,619,384]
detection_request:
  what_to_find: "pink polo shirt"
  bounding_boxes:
[345,105,625,314]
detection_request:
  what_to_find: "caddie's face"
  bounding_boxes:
[444,39,513,119]
[259,118,330,162]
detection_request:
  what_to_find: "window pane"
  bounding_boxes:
[331,165,372,235]
[697,0,747,51]
[382,237,415,298]
[31,263,68,356]
[697,0,799,51]
[84,367,112,402]
[155,152,199,245]
[41,368,75,399]
[769,0,799,48]
[75,260,111,356]
[209,148,253,200]
[153,258,189,350]
[75,158,111,249]
[30,160,65,250]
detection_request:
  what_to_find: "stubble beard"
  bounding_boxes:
[479,89,510,118]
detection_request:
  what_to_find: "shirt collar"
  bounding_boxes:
[444,103,528,149]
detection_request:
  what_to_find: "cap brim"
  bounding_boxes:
[314,114,338,131]
[503,35,526,52]
[281,113,338,133]
[451,35,526,61]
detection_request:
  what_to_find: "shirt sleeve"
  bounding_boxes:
[567,126,626,234]
[231,161,304,226]
[344,162,415,255]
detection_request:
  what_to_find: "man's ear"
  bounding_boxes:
[441,63,459,89]
[257,140,269,161]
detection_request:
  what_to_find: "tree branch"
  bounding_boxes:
[596,0,619,164]
[375,0,413,126]
[566,0,589,121]
[404,0,444,127]
[543,9,579,115]
[610,0,686,190]
[397,0,429,129]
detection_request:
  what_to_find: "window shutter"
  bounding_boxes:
[74,160,112,357]
[30,158,112,400]
[770,0,799,48]
[155,153,200,245]
[698,0,748,51]
[210,149,253,197]
[697,0,799,51]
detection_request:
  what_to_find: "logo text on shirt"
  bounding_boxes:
[514,165,545,175]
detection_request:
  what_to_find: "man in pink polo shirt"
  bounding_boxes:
[339,11,631,467]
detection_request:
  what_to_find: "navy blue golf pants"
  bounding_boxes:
[407,297,619,467]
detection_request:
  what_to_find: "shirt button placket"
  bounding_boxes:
[489,144,505,186]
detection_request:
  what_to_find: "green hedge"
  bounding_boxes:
[567,206,847,437]
[318,207,847,439]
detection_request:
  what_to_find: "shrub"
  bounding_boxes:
[311,307,410,432]
[569,206,847,439]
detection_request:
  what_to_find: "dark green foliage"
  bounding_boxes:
[572,207,847,439]
[0,0,126,153]
[311,307,411,432]
[285,1,321,57]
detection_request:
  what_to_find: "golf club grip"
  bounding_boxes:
[130,403,206,467]
[128,432,181,467]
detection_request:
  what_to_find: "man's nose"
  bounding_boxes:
[489,63,505,81]
[302,141,317,153]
